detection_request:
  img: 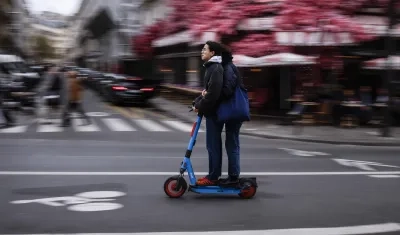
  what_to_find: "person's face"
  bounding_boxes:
[201,44,215,61]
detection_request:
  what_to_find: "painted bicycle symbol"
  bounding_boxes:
[10,191,126,212]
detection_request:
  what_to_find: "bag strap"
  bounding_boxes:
[231,64,246,90]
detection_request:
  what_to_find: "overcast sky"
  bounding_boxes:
[25,0,82,16]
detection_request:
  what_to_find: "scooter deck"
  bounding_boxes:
[189,177,257,189]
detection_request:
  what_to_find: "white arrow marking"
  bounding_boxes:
[4,223,400,234]
[333,159,400,171]
[279,148,330,157]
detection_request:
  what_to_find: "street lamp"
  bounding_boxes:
[381,0,398,137]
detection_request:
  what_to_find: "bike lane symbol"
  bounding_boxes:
[10,191,126,212]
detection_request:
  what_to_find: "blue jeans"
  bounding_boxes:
[206,116,242,180]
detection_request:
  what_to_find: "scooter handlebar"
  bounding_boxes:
[189,100,196,112]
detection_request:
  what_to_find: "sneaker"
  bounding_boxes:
[220,176,239,185]
[196,176,218,186]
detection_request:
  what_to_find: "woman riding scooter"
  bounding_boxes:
[194,42,245,186]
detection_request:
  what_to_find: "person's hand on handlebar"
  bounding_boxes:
[202,89,207,97]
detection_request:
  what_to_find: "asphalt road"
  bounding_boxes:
[1,91,400,234]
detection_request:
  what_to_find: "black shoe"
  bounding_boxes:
[220,176,239,185]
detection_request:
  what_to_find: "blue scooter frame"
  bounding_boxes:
[163,107,257,199]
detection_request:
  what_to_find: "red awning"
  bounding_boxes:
[233,53,317,67]
[275,31,354,46]
[363,56,400,70]
[152,30,192,48]
[152,31,217,47]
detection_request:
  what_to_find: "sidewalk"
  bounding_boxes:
[150,96,400,146]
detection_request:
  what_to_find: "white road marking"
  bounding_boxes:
[134,119,170,132]
[0,171,400,176]
[279,148,330,157]
[333,159,400,171]
[37,122,63,133]
[162,120,204,132]
[0,125,28,133]
[368,175,400,178]
[102,118,136,131]
[73,119,100,132]
[3,222,400,234]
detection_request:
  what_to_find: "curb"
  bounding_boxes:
[150,102,400,147]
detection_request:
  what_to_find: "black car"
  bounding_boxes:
[102,74,156,105]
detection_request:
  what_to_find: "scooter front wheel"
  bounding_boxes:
[164,176,187,198]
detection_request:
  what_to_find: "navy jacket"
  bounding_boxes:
[195,57,224,117]
[221,62,244,100]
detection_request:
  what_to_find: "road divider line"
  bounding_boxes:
[3,222,400,234]
[368,175,400,178]
[1,171,400,176]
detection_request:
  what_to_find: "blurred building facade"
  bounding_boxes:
[0,0,34,61]
[30,11,70,63]
[130,0,399,116]
[66,0,143,72]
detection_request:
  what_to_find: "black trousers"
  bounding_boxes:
[62,101,89,125]
[1,107,14,124]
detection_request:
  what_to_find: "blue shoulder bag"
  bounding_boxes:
[217,65,250,122]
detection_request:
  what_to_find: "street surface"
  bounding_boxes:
[1,91,400,234]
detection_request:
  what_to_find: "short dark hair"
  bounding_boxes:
[205,41,222,56]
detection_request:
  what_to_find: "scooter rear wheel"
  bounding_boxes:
[238,179,257,199]
[164,176,187,198]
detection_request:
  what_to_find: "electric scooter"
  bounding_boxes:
[163,104,258,199]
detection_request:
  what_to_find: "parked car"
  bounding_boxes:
[0,54,41,91]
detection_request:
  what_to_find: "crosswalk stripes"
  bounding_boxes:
[73,118,101,132]
[0,125,28,133]
[134,119,170,132]
[102,118,136,132]
[37,120,63,133]
[0,117,206,134]
[162,120,204,132]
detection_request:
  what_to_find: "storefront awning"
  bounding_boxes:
[353,15,400,37]
[233,53,317,67]
[191,31,218,46]
[152,31,218,47]
[237,17,275,31]
[363,56,400,70]
[275,31,354,46]
[152,30,192,47]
